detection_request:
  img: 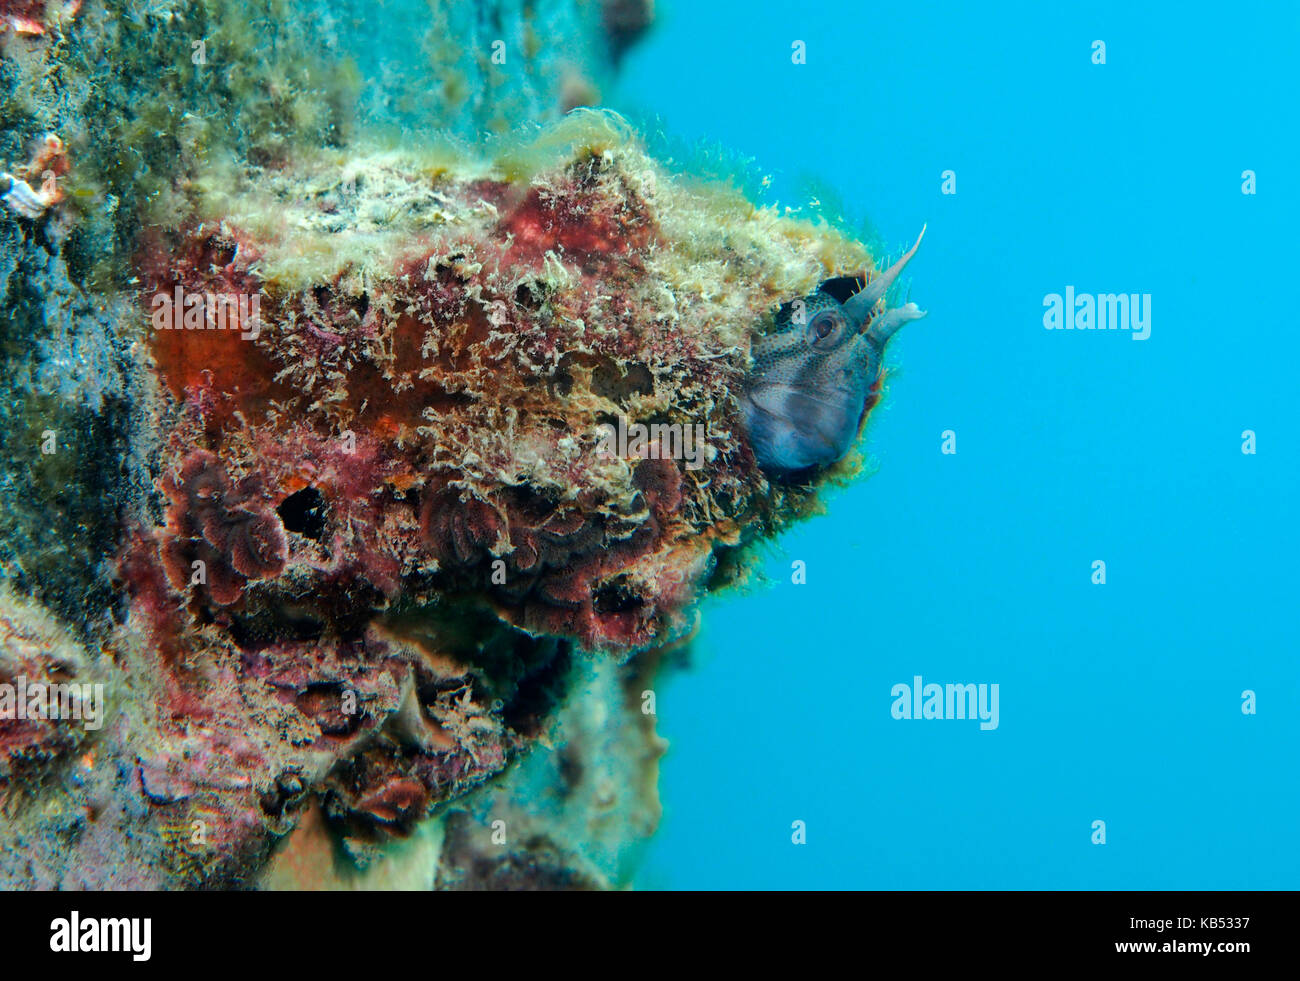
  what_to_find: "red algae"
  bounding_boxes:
[136,144,744,656]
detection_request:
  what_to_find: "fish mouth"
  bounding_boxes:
[740,383,860,475]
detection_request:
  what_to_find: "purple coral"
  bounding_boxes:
[159,451,288,606]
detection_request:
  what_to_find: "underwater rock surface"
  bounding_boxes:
[0,1,921,889]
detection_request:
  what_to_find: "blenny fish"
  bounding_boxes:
[742,226,927,477]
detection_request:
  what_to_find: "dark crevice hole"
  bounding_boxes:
[592,576,645,615]
[278,486,327,540]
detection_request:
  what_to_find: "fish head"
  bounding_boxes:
[741,226,927,478]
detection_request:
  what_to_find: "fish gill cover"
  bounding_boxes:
[0,0,923,888]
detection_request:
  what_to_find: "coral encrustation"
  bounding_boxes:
[36,111,897,886]
[133,113,878,656]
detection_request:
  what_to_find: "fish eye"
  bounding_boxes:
[807,312,843,346]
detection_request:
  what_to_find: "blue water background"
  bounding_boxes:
[607,0,1300,889]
